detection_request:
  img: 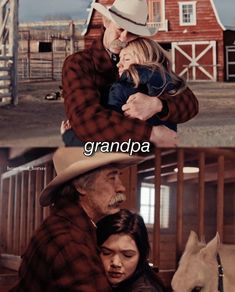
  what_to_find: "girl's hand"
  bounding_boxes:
[60,120,71,134]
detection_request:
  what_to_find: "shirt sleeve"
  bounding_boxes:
[62,53,152,142]
[157,86,199,123]
[62,129,85,146]
[51,241,112,292]
[146,69,198,123]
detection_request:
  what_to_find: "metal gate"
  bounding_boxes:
[226,46,235,81]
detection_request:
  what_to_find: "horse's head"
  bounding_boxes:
[171,231,220,292]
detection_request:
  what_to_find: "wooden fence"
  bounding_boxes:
[0,56,13,104]
[0,153,55,270]
[17,28,83,81]
[0,0,18,105]
[18,52,67,81]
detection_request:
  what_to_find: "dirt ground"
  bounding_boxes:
[0,80,235,147]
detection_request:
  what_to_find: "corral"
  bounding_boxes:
[0,81,234,147]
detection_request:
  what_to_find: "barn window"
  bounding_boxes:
[148,0,165,29]
[179,1,197,26]
[140,183,170,228]
[39,42,52,52]
[152,0,161,22]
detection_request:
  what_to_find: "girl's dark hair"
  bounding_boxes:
[97,209,166,291]
[96,209,150,264]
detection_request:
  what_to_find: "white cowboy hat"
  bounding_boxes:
[92,0,157,37]
[39,147,143,206]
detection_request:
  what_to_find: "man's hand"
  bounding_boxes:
[150,126,178,147]
[122,92,163,121]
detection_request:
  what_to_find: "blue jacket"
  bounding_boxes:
[108,65,177,131]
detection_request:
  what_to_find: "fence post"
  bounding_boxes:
[176,149,184,261]
[153,148,161,267]
[9,0,19,105]
[198,152,205,239]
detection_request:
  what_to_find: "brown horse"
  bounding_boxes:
[171,231,235,292]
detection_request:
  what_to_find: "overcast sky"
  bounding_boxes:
[19,0,91,22]
[19,0,234,27]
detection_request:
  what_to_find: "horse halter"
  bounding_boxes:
[217,254,224,292]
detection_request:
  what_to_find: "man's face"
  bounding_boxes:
[100,233,140,285]
[80,167,126,222]
[103,20,138,54]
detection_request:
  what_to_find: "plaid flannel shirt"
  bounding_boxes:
[62,36,198,142]
[10,203,112,292]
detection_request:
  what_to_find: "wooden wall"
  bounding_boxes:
[0,153,54,270]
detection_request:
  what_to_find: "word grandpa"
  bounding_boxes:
[84,139,150,156]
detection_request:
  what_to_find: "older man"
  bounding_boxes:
[10,148,143,291]
[62,0,198,146]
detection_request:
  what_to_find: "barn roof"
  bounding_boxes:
[82,0,235,35]
[211,0,235,31]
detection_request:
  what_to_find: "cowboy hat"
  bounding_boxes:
[92,0,157,37]
[39,147,143,206]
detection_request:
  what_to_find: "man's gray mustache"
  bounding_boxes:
[108,193,126,207]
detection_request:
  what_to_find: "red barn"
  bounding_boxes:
[83,0,235,81]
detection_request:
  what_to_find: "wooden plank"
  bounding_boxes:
[10,0,19,105]
[35,169,44,229]
[0,0,10,9]
[43,161,53,219]
[198,152,205,239]
[19,171,28,254]
[7,177,14,254]
[0,178,10,252]
[176,149,184,260]
[0,75,11,81]
[0,67,11,71]
[0,254,21,271]
[27,171,36,244]
[0,56,13,61]
[0,5,10,40]
[0,93,11,100]
[0,84,11,91]
[120,166,138,211]
[153,148,161,266]
[13,174,21,254]
[217,155,224,241]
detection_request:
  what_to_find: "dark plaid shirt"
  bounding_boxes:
[10,203,111,292]
[62,36,198,142]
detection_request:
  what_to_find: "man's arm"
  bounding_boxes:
[62,53,152,142]
[122,87,199,124]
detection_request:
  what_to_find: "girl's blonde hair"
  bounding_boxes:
[123,38,186,95]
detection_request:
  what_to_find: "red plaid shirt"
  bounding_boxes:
[62,36,198,142]
[10,203,112,292]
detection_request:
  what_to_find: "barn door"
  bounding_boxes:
[226,46,235,81]
[172,41,217,81]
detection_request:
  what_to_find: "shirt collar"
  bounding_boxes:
[91,37,118,73]
[54,202,96,233]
